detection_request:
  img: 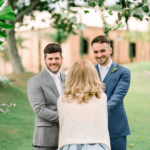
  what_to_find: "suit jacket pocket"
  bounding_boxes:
[36,121,53,127]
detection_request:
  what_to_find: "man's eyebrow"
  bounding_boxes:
[94,49,106,51]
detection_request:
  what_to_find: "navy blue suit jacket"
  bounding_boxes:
[95,61,131,138]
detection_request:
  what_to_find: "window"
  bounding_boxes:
[110,40,114,56]
[83,38,88,54]
[130,43,136,57]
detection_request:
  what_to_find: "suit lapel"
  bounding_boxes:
[43,69,60,98]
[103,61,116,92]
[95,64,102,81]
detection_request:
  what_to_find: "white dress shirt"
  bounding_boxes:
[45,67,64,95]
[98,60,112,81]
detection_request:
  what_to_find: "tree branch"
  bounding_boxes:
[7,0,14,10]
[14,0,40,23]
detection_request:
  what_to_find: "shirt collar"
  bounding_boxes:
[98,60,112,69]
[45,67,60,78]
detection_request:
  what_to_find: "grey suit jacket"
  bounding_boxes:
[27,68,65,148]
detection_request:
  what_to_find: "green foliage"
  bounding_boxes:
[0,30,7,38]
[142,6,149,13]
[61,12,69,19]
[103,21,124,36]
[0,2,14,45]
[51,12,77,34]
[126,0,132,5]
[0,21,13,29]
[70,17,77,24]
[72,23,86,31]
[85,0,150,35]
[98,2,103,7]
[59,9,86,31]
[0,0,5,7]
[88,1,96,8]
[0,5,14,20]
[84,10,89,14]
[47,12,77,45]
[132,8,144,21]
[108,10,113,15]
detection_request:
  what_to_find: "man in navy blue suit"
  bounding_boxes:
[91,35,131,150]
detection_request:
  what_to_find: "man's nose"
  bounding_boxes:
[51,59,56,63]
[97,52,102,57]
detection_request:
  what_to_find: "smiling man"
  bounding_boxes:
[27,43,65,150]
[91,35,131,150]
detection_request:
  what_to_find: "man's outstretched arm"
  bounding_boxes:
[107,68,131,115]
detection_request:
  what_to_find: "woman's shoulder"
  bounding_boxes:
[101,92,107,99]
[57,95,65,105]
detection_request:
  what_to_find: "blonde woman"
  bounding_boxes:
[57,60,111,150]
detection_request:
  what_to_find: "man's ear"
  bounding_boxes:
[110,47,112,55]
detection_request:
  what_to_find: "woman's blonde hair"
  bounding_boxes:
[63,60,104,104]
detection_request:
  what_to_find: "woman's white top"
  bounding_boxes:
[57,92,111,150]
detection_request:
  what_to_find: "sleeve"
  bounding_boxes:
[104,93,108,116]
[57,97,62,125]
[107,68,131,115]
[27,78,59,123]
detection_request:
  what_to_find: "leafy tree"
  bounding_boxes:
[45,13,77,45]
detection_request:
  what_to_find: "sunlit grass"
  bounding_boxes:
[123,61,150,150]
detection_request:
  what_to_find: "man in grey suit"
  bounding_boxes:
[27,43,65,150]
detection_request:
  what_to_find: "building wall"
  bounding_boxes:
[0,26,150,75]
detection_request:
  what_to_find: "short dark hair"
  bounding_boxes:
[44,43,62,58]
[91,35,110,45]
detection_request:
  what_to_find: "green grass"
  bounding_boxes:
[123,62,150,150]
[0,62,150,150]
[0,73,35,150]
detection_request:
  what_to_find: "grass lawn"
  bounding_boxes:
[0,62,150,150]
[0,73,35,150]
[123,62,150,150]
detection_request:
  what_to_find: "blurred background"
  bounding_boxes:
[0,0,150,75]
[0,0,150,150]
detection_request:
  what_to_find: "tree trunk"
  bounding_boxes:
[6,28,25,74]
